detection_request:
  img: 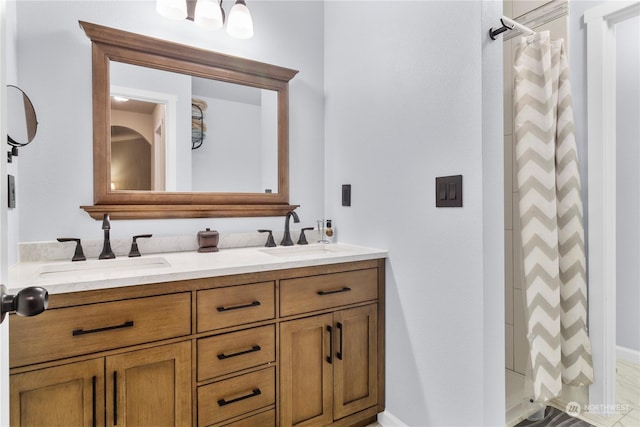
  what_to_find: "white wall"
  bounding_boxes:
[615,15,640,352]
[5,0,17,266]
[13,0,325,245]
[324,1,504,425]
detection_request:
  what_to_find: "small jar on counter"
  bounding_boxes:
[197,228,219,253]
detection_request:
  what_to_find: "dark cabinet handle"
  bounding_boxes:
[337,322,343,360]
[217,345,261,360]
[217,301,261,312]
[92,376,97,427]
[113,371,118,426]
[317,287,351,296]
[72,320,134,336]
[217,388,262,406]
[327,325,333,364]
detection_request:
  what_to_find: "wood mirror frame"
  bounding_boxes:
[79,21,299,220]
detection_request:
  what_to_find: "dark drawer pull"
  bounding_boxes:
[92,376,97,427]
[72,320,134,336]
[217,300,261,312]
[326,325,333,364]
[217,345,261,360]
[337,322,343,360]
[217,388,261,406]
[317,287,351,296]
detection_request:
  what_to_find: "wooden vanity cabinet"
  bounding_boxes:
[9,258,385,427]
[106,341,192,427]
[10,358,105,427]
[280,305,378,427]
[9,293,192,427]
[195,282,278,427]
[10,342,191,427]
[279,267,382,427]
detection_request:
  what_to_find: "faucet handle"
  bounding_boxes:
[57,238,86,262]
[297,227,314,245]
[129,234,152,257]
[258,230,276,247]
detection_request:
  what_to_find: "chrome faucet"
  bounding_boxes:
[99,214,116,259]
[281,211,300,246]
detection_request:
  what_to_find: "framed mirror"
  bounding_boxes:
[79,21,299,219]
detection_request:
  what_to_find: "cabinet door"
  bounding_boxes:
[333,304,378,420]
[280,313,333,427]
[10,358,104,427]
[106,341,191,427]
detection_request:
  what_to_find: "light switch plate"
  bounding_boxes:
[435,175,462,207]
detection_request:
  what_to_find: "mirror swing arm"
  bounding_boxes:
[79,21,299,220]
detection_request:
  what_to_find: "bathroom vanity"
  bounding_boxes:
[7,244,386,427]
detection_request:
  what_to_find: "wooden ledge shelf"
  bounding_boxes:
[80,204,300,220]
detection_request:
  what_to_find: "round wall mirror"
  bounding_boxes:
[7,85,38,147]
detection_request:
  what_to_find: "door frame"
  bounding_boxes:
[584,0,640,412]
[0,0,11,423]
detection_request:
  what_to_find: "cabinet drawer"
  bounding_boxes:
[280,269,378,317]
[198,367,275,427]
[221,409,274,427]
[10,293,191,367]
[197,282,275,332]
[198,325,275,381]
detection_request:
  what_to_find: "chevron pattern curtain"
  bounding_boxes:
[513,31,594,402]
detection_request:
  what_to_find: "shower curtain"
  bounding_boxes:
[513,31,594,402]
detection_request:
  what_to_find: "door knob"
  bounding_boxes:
[0,284,48,324]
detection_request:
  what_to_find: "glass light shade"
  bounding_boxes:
[194,0,224,30]
[226,0,254,39]
[156,0,188,20]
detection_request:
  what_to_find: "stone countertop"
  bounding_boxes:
[8,243,387,295]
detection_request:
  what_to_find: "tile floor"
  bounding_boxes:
[371,360,638,427]
[565,359,640,427]
[507,359,640,427]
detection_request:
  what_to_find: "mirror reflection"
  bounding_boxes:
[110,62,279,194]
[7,85,38,147]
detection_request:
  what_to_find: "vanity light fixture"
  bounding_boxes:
[194,0,224,30]
[226,0,254,39]
[156,0,188,20]
[156,0,254,39]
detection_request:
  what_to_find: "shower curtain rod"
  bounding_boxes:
[489,16,536,40]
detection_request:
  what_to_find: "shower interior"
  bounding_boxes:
[502,1,571,425]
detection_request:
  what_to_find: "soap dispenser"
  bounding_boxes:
[325,220,336,243]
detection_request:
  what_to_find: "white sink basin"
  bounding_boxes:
[259,244,354,257]
[39,256,170,277]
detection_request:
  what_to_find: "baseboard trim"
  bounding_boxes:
[617,345,640,365]
[378,411,409,427]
